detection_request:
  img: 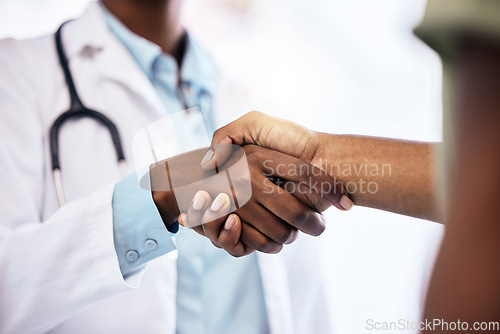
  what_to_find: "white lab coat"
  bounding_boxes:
[0,3,334,333]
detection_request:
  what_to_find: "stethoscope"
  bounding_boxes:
[50,22,127,206]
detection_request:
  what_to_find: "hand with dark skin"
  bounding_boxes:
[151,145,347,257]
[202,111,439,222]
[101,0,350,257]
[187,113,436,257]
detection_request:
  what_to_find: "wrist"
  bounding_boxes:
[152,191,180,227]
[150,162,180,229]
[309,132,340,171]
[310,133,357,184]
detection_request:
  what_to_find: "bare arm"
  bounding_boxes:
[312,134,440,221]
[423,35,500,331]
[205,112,440,222]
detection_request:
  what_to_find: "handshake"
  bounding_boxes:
[150,112,353,257]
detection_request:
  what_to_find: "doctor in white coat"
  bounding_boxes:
[0,1,336,333]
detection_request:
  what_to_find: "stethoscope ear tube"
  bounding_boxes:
[55,21,83,110]
[50,21,127,206]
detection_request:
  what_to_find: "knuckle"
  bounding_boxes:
[228,250,244,258]
[289,208,310,228]
[250,175,260,189]
[285,229,299,244]
[243,144,259,156]
[219,240,232,250]
[210,240,222,249]
[254,238,271,252]
[274,227,295,245]
[245,152,256,165]
[248,110,262,118]
[232,172,251,189]
[256,239,282,254]
[213,126,225,140]
[202,218,223,232]
[250,176,266,195]
[266,243,283,254]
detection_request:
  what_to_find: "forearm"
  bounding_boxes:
[313,133,440,221]
[208,112,441,221]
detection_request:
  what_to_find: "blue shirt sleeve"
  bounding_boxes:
[112,172,178,277]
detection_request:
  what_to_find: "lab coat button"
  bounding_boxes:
[144,239,157,250]
[126,250,139,262]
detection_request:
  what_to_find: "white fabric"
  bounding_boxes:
[0,2,333,333]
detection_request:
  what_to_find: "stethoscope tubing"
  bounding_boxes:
[50,21,127,206]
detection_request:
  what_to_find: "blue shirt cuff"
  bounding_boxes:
[112,172,177,278]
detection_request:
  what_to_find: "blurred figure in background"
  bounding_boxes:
[415,0,500,331]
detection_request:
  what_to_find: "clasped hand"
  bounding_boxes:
[152,134,349,257]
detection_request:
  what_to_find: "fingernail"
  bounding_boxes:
[211,193,228,211]
[340,195,353,210]
[192,191,207,211]
[224,214,236,230]
[201,148,213,165]
[178,213,187,227]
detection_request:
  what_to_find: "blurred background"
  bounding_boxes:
[0,0,444,332]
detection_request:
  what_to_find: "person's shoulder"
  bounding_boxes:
[415,0,500,58]
[0,33,53,52]
[0,33,56,86]
[0,33,57,105]
[0,34,54,66]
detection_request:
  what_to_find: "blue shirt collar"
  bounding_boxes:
[100,2,217,95]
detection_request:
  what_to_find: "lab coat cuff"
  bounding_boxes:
[112,172,177,278]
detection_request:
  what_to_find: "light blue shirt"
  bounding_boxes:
[104,4,269,334]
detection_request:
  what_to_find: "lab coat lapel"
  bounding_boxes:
[257,252,295,334]
[96,36,167,121]
[64,2,166,121]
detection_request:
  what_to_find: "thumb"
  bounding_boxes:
[200,137,234,170]
[201,111,264,170]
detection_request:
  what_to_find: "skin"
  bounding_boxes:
[316,135,438,221]
[188,113,437,255]
[101,0,185,64]
[422,35,500,332]
[152,145,347,256]
[204,112,439,222]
